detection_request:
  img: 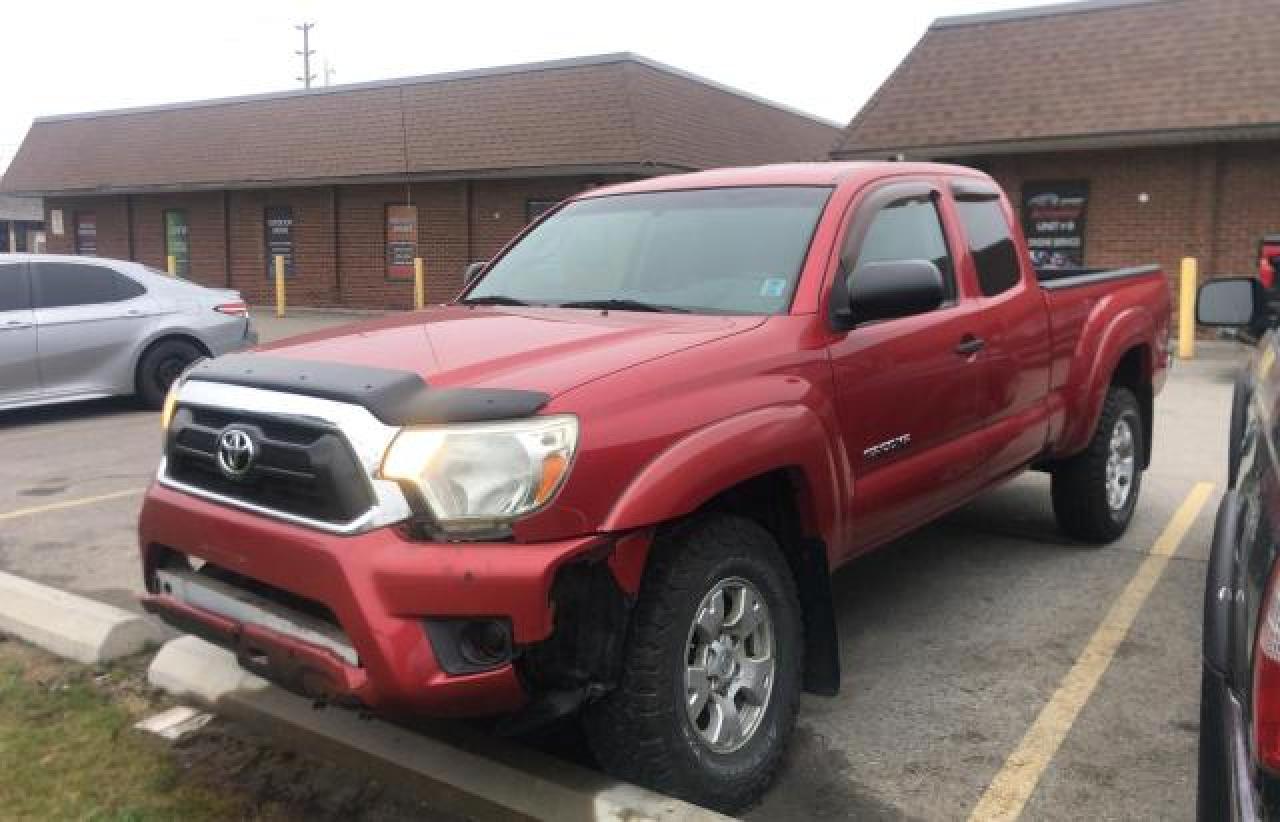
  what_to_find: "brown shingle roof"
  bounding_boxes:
[1,54,839,195]
[834,0,1280,158]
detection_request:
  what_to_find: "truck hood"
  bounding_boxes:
[255,305,766,398]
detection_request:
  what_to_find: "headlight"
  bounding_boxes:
[380,415,578,535]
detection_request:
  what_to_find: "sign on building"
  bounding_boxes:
[385,205,418,281]
[1021,181,1089,269]
[75,212,97,256]
[264,206,295,276]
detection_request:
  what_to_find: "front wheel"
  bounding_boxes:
[583,514,802,813]
[136,338,203,409]
[1051,385,1144,543]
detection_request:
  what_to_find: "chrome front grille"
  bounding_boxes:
[158,380,413,534]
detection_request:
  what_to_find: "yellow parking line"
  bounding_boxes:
[968,481,1216,822]
[0,488,144,522]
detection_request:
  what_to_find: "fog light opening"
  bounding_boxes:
[424,618,514,675]
[460,620,513,667]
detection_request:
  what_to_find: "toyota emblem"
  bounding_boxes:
[216,427,257,479]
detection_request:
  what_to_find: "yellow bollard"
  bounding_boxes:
[1179,257,1197,360]
[274,255,287,319]
[413,257,426,310]
[166,255,177,277]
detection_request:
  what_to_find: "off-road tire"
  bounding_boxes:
[136,338,202,409]
[582,514,803,814]
[1051,385,1144,543]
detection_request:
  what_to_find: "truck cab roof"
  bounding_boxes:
[580,161,990,199]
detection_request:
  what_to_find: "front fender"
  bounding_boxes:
[600,404,843,550]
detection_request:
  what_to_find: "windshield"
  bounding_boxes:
[465,186,832,315]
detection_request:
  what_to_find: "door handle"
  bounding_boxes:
[1,320,32,331]
[955,335,986,356]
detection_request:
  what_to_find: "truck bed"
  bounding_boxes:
[1036,264,1162,290]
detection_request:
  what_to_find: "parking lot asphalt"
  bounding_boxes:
[0,326,1240,821]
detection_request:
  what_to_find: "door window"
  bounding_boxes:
[956,198,1022,297]
[0,263,31,311]
[33,262,130,309]
[847,194,956,302]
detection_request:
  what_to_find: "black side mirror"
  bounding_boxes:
[464,261,488,286]
[842,259,946,327]
[1197,278,1263,327]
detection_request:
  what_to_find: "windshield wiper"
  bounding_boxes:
[557,299,690,314]
[460,295,531,306]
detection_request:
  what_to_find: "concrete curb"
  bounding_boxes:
[150,636,733,822]
[0,571,163,664]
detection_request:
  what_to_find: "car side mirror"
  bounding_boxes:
[1197,278,1264,328]
[464,261,488,286]
[845,260,946,326]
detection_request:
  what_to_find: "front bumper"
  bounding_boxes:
[205,317,258,357]
[139,482,607,717]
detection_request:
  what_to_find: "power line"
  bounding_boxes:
[295,22,316,89]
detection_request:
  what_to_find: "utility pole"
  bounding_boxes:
[295,22,316,89]
[323,58,336,87]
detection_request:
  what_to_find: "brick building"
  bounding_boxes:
[0,54,839,308]
[833,0,1280,292]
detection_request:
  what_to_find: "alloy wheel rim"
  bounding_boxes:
[683,576,775,754]
[1106,417,1136,511]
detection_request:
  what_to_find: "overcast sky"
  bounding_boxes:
[0,0,1064,175]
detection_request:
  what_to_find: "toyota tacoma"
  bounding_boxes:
[139,162,1171,812]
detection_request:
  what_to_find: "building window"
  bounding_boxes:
[956,196,1022,297]
[163,210,191,277]
[526,199,559,224]
[74,212,98,256]
[385,205,418,281]
[264,206,295,277]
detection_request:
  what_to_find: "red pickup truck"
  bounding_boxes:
[139,162,1170,812]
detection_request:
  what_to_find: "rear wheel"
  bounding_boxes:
[136,338,202,409]
[1051,385,1144,543]
[583,514,802,813]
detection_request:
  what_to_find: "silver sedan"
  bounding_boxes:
[0,254,257,411]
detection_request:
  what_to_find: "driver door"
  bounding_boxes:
[826,181,988,559]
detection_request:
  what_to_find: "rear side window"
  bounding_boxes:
[116,273,147,299]
[848,195,956,301]
[956,198,1022,297]
[0,263,31,311]
[34,262,129,309]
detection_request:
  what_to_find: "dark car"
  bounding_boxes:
[1197,278,1280,820]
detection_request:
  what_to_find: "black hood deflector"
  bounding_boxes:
[185,354,550,426]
